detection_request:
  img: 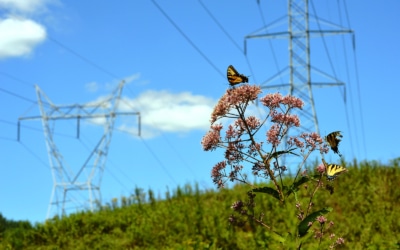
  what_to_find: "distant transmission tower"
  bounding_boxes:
[245,0,353,155]
[18,81,140,218]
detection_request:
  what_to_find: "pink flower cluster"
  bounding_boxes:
[201,124,223,151]
[211,161,227,188]
[316,215,327,224]
[267,124,281,146]
[237,116,261,131]
[316,163,326,174]
[287,136,305,148]
[260,93,304,110]
[271,111,300,127]
[300,132,324,150]
[299,132,330,154]
[225,142,244,163]
[210,85,261,124]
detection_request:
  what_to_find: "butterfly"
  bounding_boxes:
[322,158,347,181]
[227,65,248,86]
[325,131,343,157]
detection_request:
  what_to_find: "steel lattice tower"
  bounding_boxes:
[245,0,353,152]
[19,81,140,218]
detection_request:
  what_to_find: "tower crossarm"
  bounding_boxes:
[17,81,141,218]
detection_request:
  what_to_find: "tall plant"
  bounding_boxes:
[201,84,345,248]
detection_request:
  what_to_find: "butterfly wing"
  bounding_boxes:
[326,164,347,181]
[227,65,248,85]
[325,131,343,157]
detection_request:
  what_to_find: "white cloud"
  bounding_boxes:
[0,0,51,13]
[85,73,141,93]
[118,90,216,138]
[0,17,46,59]
[86,116,107,126]
[85,82,99,93]
[86,95,112,108]
[123,73,140,84]
[83,87,268,139]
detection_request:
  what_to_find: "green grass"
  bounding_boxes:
[1,158,400,249]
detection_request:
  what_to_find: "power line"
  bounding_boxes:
[0,87,37,104]
[350,45,367,158]
[47,37,121,80]
[159,132,199,179]
[341,0,367,157]
[104,167,131,193]
[139,136,177,185]
[197,0,258,83]
[113,114,181,188]
[337,0,359,159]
[151,0,225,79]
[0,76,53,110]
[118,96,191,183]
[76,132,134,193]
[198,0,243,54]
[2,32,124,95]
[19,141,50,170]
[0,135,15,142]
[309,0,358,159]
[310,0,345,99]
[254,1,284,85]
[0,71,34,87]
[0,118,76,140]
[118,89,201,183]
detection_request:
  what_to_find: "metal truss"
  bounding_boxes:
[245,0,353,163]
[19,81,140,218]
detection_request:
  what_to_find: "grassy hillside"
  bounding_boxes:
[1,158,400,249]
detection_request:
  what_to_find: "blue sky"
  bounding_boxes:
[0,0,399,223]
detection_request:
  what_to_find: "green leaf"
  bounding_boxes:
[294,176,311,187]
[298,207,333,237]
[252,186,280,200]
[265,230,288,243]
[266,148,300,161]
[285,176,311,196]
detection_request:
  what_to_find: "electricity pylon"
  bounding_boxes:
[18,81,140,218]
[245,0,353,160]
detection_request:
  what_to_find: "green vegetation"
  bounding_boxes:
[1,159,400,249]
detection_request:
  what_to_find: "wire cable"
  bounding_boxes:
[0,73,53,109]
[198,0,244,54]
[0,71,34,87]
[0,87,37,104]
[255,0,284,85]
[197,0,258,83]
[310,0,345,99]
[0,118,76,139]
[104,167,131,193]
[48,37,121,80]
[80,132,135,191]
[139,136,177,185]
[342,0,367,157]
[151,0,225,79]
[119,94,190,183]
[337,0,358,159]
[159,132,199,179]
[19,141,50,170]
[121,86,201,182]
[0,135,15,141]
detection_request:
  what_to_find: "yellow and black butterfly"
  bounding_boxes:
[325,131,343,157]
[322,159,347,181]
[227,65,248,86]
